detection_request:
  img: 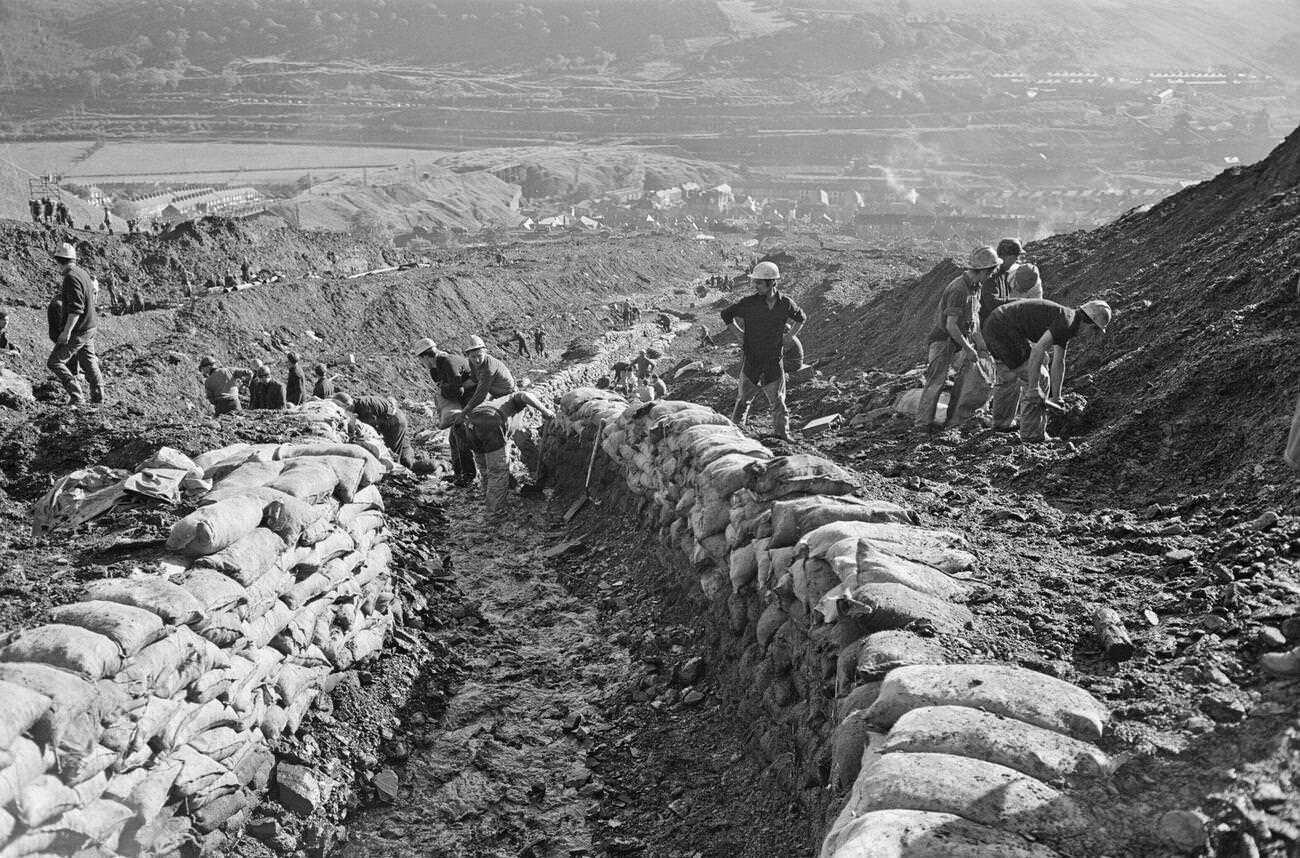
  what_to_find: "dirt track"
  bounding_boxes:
[2,130,1300,857]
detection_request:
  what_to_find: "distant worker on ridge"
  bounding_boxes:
[720,260,806,441]
[198,355,252,415]
[47,243,105,406]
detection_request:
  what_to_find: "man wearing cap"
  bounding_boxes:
[981,298,1112,442]
[249,364,286,410]
[631,349,656,382]
[285,352,306,406]
[463,390,555,525]
[47,242,105,406]
[915,247,998,435]
[461,335,517,413]
[412,337,477,486]
[335,393,415,470]
[198,356,252,415]
[720,260,806,440]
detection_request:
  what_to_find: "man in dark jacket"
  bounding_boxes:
[413,337,477,486]
[249,364,286,410]
[464,390,554,525]
[285,352,306,406]
[199,355,252,415]
[720,260,805,440]
[47,243,105,406]
[336,393,415,470]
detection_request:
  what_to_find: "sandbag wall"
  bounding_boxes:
[0,441,397,857]
[543,390,1116,858]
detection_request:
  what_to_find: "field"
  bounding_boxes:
[1,140,450,185]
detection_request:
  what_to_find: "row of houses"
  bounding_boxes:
[127,186,267,222]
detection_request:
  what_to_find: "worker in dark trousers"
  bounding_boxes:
[335,393,415,469]
[285,352,306,406]
[463,391,554,526]
[412,337,477,486]
[249,364,286,410]
[47,243,105,406]
[198,355,252,415]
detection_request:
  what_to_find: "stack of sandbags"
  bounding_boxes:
[0,441,398,855]
[822,663,1113,858]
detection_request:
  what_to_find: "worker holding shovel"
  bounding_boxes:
[463,391,554,527]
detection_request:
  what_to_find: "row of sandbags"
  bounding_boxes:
[0,441,398,857]
[546,392,1114,858]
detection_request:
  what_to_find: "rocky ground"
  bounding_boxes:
[2,129,1300,858]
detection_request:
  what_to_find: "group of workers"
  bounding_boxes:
[915,238,1112,443]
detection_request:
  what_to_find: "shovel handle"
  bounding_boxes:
[583,419,604,491]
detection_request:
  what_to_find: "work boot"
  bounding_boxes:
[1261,646,1300,678]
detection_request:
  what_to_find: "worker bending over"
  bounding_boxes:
[335,393,415,470]
[198,355,252,415]
[463,391,554,524]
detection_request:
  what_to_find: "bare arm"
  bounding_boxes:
[787,319,804,338]
[518,390,555,420]
[1024,331,1055,398]
[58,313,80,345]
[945,317,977,360]
[1047,345,1067,401]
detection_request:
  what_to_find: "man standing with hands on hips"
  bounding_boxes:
[721,261,806,441]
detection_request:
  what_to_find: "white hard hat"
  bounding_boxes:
[464,335,487,352]
[1080,300,1113,333]
[967,246,998,270]
[53,242,77,262]
[410,337,437,356]
[750,260,781,280]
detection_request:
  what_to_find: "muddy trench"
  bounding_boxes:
[337,444,824,858]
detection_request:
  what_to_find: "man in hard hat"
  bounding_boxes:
[462,390,555,525]
[285,352,306,406]
[249,364,286,410]
[720,260,806,440]
[335,393,415,470]
[198,355,252,415]
[47,242,105,406]
[981,298,1113,442]
[412,337,477,486]
[915,246,998,435]
[460,335,517,413]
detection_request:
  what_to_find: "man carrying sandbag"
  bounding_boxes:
[412,336,476,486]
[198,355,252,415]
[335,393,415,470]
[981,298,1112,442]
[463,390,554,526]
[721,260,806,441]
[47,242,105,406]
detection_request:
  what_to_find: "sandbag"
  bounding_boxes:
[83,578,206,627]
[178,569,249,614]
[0,738,48,809]
[698,453,760,498]
[187,726,246,762]
[242,599,295,648]
[838,583,974,635]
[821,809,1060,858]
[275,663,329,706]
[855,631,946,680]
[831,709,883,790]
[195,610,243,647]
[193,527,287,587]
[277,442,383,486]
[802,521,975,574]
[0,662,112,757]
[210,460,284,493]
[293,530,354,576]
[225,740,274,791]
[49,601,166,658]
[883,706,1113,783]
[265,459,338,503]
[792,556,840,609]
[193,443,252,474]
[104,760,181,820]
[167,496,266,556]
[770,497,918,548]
[823,538,971,603]
[866,664,1109,741]
[0,625,122,678]
[263,494,326,544]
[0,679,51,748]
[49,797,134,848]
[15,773,81,828]
[170,745,241,801]
[192,787,251,833]
[729,541,759,590]
[842,751,1087,838]
[745,454,857,500]
[314,455,366,501]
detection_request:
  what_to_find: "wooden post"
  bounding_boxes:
[1093,607,1135,661]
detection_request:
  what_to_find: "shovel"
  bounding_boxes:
[564,419,604,522]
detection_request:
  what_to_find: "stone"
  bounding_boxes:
[681,689,706,707]
[1253,782,1287,806]
[1281,616,1300,641]
[679,656,705,686]
[1200,693,1248,723]
[1156,810,1208,852]
[374,768,400,803]
[1257,627,1287,648]
[1249,511,1278,531]
[276,763,322,815]
[247,817,280,840]
[1164,548,1195,564]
